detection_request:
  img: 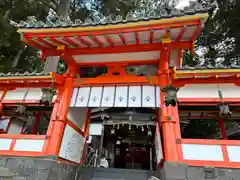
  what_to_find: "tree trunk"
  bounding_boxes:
[12,49,23,68]
[58,0,71,20]
[43,0,71,73]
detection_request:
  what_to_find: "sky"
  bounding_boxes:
[176,0,195,9]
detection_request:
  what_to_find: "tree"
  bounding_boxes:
[0,0,50,72]
[190,0,240,66]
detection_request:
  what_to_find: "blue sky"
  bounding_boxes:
[176,0,193,9]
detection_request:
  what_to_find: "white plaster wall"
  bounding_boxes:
[0,139,12,150]
[25,88,43,101]
[182,144,224,161]
[73,51,160,63]
[178,84,240,99]
[4,88,28,101]
[14,139,44,152]
[59,124,85,163]
[227,145,240,162]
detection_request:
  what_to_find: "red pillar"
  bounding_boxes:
[32,112,41,134]
[158,47,179,162]
[46,77,73,155]
[218,116,228,140]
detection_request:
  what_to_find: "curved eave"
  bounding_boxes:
[17,13,209,55]
[17,13,209,34]
[175,68,240,78]
[0,73,64,88]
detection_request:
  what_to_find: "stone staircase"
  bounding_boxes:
[89,168,153,180]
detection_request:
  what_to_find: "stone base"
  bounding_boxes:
[0,156,79,180]
[154,161,240,180]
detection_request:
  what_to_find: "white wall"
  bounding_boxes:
[178,84,240,99]
[59,125,85,163]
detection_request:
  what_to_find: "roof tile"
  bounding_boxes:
[16,3,216,29]
[178,64,240,70]
[0,72,51,77]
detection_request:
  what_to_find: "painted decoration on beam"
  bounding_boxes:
[70,85,160,108]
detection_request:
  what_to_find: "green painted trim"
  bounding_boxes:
[19,32,24,41]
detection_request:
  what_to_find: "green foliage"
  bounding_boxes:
[0,0,49,73]
[182,119,219,139]
[194,0,240,65]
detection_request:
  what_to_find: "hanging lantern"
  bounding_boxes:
[110,128,115,135]
[40,88,55,106]
[218,102,232,116]
[218,88,232,116]
[16,103,26,114]
[129,124,131,130]
[147,128,152,136]
[161,85,179,107]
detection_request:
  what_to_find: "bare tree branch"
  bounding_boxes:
[51,0,58,6]
[39,0,57,11]
[51,0,59,11]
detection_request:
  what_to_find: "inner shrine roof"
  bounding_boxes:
[177,64,240,70]
[0,72,50,77]
[17,5,212,30]
[0,72,63,88]
[15,4,216,52]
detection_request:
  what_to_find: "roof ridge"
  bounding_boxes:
[15,3,216,29]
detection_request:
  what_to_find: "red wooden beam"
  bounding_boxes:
[37,38,56,48]
[64,37,79,48]
[32,112,41,134]
[74,76,159,86]
[135,32,140,45]
[119,33,126,45]
[149,30,154,44]
[88,35,103,47]
[24,37,44,50]
[176,26,187,41]
[218,116,228,140]
[191,25,202,41]
[75,36,91,47]
[104,34,114,47]
[49,37,67,46]
[61,51,77,67]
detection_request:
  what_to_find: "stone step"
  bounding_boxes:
[93,168,151,180]
[94,167,151,174]
[91,178,125,180]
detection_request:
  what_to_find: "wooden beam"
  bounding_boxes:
[74,76,159,86]
[176,26,187,41]
[61,51,77,67]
